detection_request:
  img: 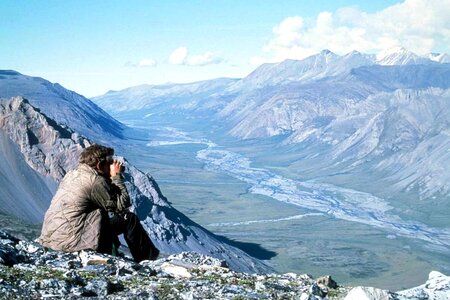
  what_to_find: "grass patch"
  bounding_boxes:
[156,281,183,300]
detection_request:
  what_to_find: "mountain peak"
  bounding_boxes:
[377,46,411,58]
[376,47,430,65]
[0,70,22,76]
[428,52,450,63]
[0,70,125,141]
[347,50,362,55]
[320,49,335,56]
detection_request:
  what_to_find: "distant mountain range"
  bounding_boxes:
[0,75,270,273]
[93,48,450,202]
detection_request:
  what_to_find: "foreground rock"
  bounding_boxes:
[0,229,348,299]
[1,230,449,299]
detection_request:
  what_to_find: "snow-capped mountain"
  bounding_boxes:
[0,70,125,142]
[227,47,439,91]
[376,47,433,65]
[235,50,375,89]
[0,95,269,273]
[428,52,450,63]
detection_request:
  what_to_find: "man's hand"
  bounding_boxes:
[110,160,124,177]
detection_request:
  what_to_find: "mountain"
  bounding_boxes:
[93,78,239,118]
[235,50,375,89]
[0,95,270,273]
[293,88,450,197]
[93,48,446,126]
[0,97,88,223]
[0,70,125,142]
[226,47,439,92]
[226,63,450,139]
[376,47,433,65]
[428,52,450,63]
[92,48,450,202]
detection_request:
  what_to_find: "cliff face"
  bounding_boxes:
[0,97,88,222]
[0,96,269,273]
[0,96,89,181]
[1,229,449,299]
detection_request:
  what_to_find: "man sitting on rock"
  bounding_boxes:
[38,144,159,262]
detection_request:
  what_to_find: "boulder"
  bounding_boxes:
[397,271,450,300]
[344,286,391,300]
[317,275,338,289]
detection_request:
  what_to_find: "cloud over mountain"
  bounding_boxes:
[252,0,450,64]
[169,47,224,66]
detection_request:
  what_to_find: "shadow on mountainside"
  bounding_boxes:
[132,178,278,262]
[213,234,277,260]
[140,202,278,262]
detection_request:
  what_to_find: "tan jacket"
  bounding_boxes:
[38,164,130,252]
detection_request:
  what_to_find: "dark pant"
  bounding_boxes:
[98,211,159,262]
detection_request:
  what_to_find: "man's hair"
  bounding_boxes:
[79,144,114,168]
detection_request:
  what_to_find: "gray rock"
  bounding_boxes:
[0,246,20,266]
[310,282,327,298]
[396,271,450,300]
[317,275,338,289]
[344,286,392,300]
[1,229,449,299]
[220,284,246,294]
[84,278,112,297]
[15,241,40,254]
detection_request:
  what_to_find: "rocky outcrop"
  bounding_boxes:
[0,97,89,222]
[0,229,348,299]
[0,96,89,181]
[396,271,450,300]
[0,96,270,273]
[1,230,449,299]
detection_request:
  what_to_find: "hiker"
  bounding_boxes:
[38,144,159,262]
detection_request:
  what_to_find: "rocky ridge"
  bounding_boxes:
[0,70,125,142]
[1,229,449,299]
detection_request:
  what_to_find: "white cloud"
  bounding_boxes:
[125,58,157,68]
[169,47,224,66]
[137,58,157,67]
[252,0,450,64]
[169,47,189,65]
[188,52,224,66]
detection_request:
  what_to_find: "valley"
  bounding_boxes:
[98,51,450,290]
[118,122,450,290]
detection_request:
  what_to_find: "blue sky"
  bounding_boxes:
[1,0,449,97]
